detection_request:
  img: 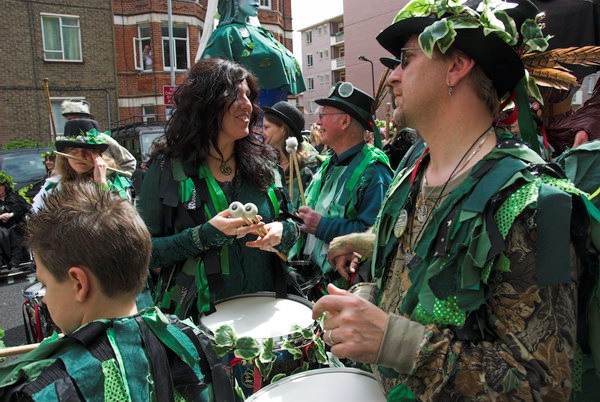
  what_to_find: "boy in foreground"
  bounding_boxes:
[0,182,236,401]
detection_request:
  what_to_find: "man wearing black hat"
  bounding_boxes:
[289,82,392,292]
[314,0,599,400]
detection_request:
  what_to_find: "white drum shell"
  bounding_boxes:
[245,368,387,402]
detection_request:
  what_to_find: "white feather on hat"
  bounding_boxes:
[61,99,91,116]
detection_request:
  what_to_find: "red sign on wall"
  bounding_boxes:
[163,85,177,105]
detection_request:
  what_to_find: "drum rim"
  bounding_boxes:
[245,367,380,401]
[22,281,45,297]
[211,291,313,309]
[201,292,315,342]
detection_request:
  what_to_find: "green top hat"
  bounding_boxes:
[315,82,375,132]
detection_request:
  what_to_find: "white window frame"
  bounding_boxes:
[41,13,83,62]
[259,0,272,9]
[307,77,314,90]
[306,54,313,68]
[306,31,312,44]
[142,104,157,123]
[307,101,314,114]
[161,24,190,72]
[134,25,153,71]
[50,96,85,136]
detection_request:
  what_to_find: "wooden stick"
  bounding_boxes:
[241,216,288,262]
[55,151,132,178]
[41,78,56,142]
[0,342,40,357]
[0,334,64,357]
[291,152,306,207]
[288,155,295,202]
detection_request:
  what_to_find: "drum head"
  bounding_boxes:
[201,293,314,339]
[23,281,45,298]
[246,368,387,402]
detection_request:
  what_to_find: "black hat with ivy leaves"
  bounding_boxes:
[376,0,547,98]
[55,128,109,153]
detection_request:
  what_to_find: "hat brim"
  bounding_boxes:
[315,98,373,131]
[55,141,108,153]
[376,17,524,97]
[380,57,401,70]
[262,106,304,141]
[62,112,95,119]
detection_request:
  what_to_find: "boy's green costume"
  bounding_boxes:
[0,308,237,401]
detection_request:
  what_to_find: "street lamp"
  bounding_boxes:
[358,56,375,97]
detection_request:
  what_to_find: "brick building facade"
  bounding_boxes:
[112,0,295,128]
[0,0,118,145]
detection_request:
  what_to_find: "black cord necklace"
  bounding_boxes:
[208,153,235,176]
[406,125,495,258]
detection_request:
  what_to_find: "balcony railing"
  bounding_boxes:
[331,57,346,70]
[330,31,344,45]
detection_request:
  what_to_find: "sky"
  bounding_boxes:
[291,0,343,65]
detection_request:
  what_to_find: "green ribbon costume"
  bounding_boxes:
[289,143,392,285]
[138,157,299,319]
[369,130,600,396]
[0,308,236,401]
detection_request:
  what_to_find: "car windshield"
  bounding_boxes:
[140,132,163,161]
[1,153,46,184]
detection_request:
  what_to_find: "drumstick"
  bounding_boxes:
[0,334,65,357]
[286,138,306,206]
[241,203,288,262]
[0,342,41,357]
[55,151,132,178]
[291,153,306,206]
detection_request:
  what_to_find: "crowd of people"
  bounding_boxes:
[0,0,599,400]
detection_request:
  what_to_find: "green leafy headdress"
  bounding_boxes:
[0,172,15,192]
[55,128,109,153]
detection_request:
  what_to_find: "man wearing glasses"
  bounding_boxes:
[289,82,392,296]
[314,0,600,400]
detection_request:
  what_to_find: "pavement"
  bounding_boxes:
[0,270,37,364]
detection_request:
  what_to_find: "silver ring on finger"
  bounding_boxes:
[327,330,336,345]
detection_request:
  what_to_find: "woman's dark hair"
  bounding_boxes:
[166,58,276,191]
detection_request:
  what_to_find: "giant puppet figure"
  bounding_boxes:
[199,0,306,107]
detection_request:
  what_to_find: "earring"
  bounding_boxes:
[447,84,453,96]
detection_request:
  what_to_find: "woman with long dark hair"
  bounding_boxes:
[138,58,300,320]
[262,101,319,208]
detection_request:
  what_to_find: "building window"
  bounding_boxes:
[134,25,153,71]
[307,101,314,114]
[259,0,272,8]
[306,54,313,67]
[143,105,156,123]
[306,31,312,44]
[307,78,314,90]
[317,26,322,35]
[41,14,82,62]
[162,25,189,71]
[50,97,85,135]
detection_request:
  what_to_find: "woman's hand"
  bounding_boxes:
[91,153,108,186]
[208,209,264,237]
[245,221,283,251]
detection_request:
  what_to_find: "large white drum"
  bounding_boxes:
[201,292,314,340]
[246,368,387,402]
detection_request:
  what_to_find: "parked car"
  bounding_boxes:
[0,147,52,199]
